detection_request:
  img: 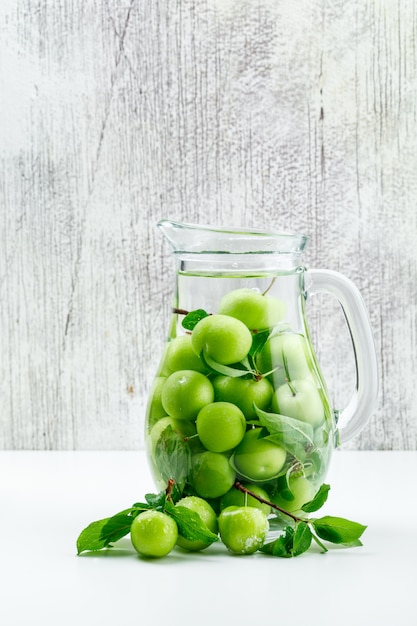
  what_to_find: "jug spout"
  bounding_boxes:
[158,219,308,272]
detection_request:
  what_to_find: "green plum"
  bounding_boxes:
[271,379,324,428]
[271,476,316,513]
[175,496,218,552]
[255,332,314,386]
[191,314,252,365]
[196,401,246,453]
[212,375,273,420]
[218,506,269,554]
[163,335,209,374]
[146,376,168,427]
[149,416,196,452]
[218,287,286,330]
[233,427,286,481]
[161,370,214,420]
[191,451,236,499]
[130,510,178,558]
[219,483,271,517]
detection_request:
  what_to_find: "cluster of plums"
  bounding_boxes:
[144,287,330,556]
[130,494,269,558]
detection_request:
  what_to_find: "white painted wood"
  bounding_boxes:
[0,0,416,450]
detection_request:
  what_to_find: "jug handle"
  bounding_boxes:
[305,269,379,445]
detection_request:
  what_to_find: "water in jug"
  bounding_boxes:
[145,220,378,522]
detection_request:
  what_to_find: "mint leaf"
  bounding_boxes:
[301,483,330,513]
[99,510,141,544]
[145,490,167,510]
[274,472,296,502]
[77,517,113,554]
[312,516,367,545]
[303,448,326,477]
[249,329,270,357]
[261,523,312,558]
[200,351,253,378]
[260,526,295,557]
[255,405,315,461]
[292,521,312,556]
[182,309,209,331]
[164,501,219,544]
[310,530,329,553]
[154,425,190,497]
[76,506,146,555]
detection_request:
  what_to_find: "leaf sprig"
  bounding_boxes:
[77,477,366,558]
[234,482,367,558]
[76,481,218,556]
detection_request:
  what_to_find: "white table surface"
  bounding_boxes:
[1,450,416,626]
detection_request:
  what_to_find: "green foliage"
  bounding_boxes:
[259,522,313,558]
[311,516,367,545]
[76,505,149,555]
[181,309,209,330]
[77,493,219,555]
[248,329,270,357]
[260,512,366,559]
[164,500,219,545]
[301,483,331,512]
[260,526,295,557]
[255,405,315,461]
[154,425,190,498]
[200,351,253,378]
[292,522,313,556]
[77,479,367,559]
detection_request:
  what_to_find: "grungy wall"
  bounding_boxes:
[0,0,416,450]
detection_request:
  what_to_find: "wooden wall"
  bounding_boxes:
[1,0,416,450]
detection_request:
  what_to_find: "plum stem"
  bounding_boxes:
[262,278,276,296]
[287,379,298,396]
[183,433,200,442]
[234,481,304,523]
[165,478,175,502]
[281,350,297,396]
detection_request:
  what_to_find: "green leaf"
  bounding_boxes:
[261,523,312,558]
[76,506,145,555]
[310,530,329,553]
[200,351,253,378]
[301,483,330,513]
[255,405,315,461]
[77,517,113,554]
[145,491,167,510]
[131,501,153,509]
[249,329,271,357]
[164,501,219,544]
[154,425,191,497]
[314,423,330,447]
[302,448,326,478]
[274,472,296,502]
[340,538,364,548]
[312,516,367,545]
[292,522,312,556]
[182,309,209,331]
[260,526,295,557]
[99,510,140,545]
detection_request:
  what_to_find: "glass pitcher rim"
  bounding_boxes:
[157,219,309,255]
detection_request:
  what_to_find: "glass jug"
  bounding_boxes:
[145,220,379,518]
